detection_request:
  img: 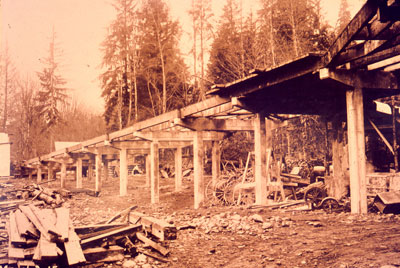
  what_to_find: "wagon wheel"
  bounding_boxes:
[320,197,340,213]
[205,179,226,206]
[304,187,327,208]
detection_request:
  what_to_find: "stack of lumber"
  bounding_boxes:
[1,205,178,266]
[2,205,86,267]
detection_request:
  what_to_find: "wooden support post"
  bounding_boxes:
[76,158,83,189]
[120,148,128,196]
[61,161,67,188]
[392,96,398,171]
[48,163,53,183]
[346,87,367,214]
[175,147,183,191]
[254,113,268,205]
[28,170,32,181]
[37,167,42,183]
[212,141,220,186]
[103,159,109,181]
[331,117,349,199]
[150,142,160,203]
[193,131,204,209]
[88,160,93,180]
[95,150,102,194]
[145,154,150,187]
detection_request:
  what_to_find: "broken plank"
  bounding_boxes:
[9,211,26,247]
[19,205,52,241]
[80,224,141,248]
[105,205,137,224]
[55,207,69,242]
[15,209,39,239]
[83,245,124,264]
[136,232,169,256]
[64,220,86,266]
[33,235,60,262]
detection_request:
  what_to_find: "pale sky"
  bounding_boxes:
[1,0,364,114]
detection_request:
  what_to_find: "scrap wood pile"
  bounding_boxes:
[1,183,71,209]
[0,205,178,267]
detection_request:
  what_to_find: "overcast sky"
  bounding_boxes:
[1,0,364,113]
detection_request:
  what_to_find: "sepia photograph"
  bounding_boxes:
[1,0,400,267]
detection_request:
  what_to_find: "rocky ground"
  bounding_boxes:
[3,174,400,268]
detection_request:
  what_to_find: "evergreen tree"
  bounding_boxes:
[36,28,68,151]
[336,0,351,35]
[100,0,139,130]
[137,0,189,116]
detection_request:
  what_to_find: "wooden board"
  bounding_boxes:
[131,212,177,241]
[74,223,128,235]
[83,245,124,264]
[80,224,141,248]
[9,211,26,247]
[29,205,61,238]
[19,205,52,241]
[33,235,59,261]
[14,209,39,239]
[64,220,86,266]
[55,207,69,242]
[136,232,169,256]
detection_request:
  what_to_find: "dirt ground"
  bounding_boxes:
[3,174,400,268]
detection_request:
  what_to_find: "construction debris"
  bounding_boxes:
[0,205,178,267]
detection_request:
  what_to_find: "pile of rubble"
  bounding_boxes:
[0,204,178,267]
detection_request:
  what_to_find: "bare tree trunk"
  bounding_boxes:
[192,0,198,100]
[2,58,8,132]
[289,0,299,57]
[269,3,276,67]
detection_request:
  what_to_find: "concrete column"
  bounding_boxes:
[254,113,268,205]
[120,148,128,196]
[37,167,42,183]
[193,131,204,209]
[346,87,367,214]
[150,142,160,203]
[212,141,221,186]
[146,154,151,187]
[76,158,83,189]
[175,147,183,191]
[95,150,102,194]
[60,162,67,188]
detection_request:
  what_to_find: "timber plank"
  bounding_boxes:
[14,209,39,239]
[83,245,124,264]
[29,205,61,238]
[9,211,26,247]
[55,207,70,242]
[19,205,51,241]
[74,223,128,235]
[33,235,59,261]
[80,224,141,248]
[64,220,86,266]
[136,232,169,256]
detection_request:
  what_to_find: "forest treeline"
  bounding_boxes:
[0,0,352,163]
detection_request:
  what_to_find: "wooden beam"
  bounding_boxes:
[350,43,400,69]
[103,159,109,182]
[346,87,368,214]
[175,147,183,191]
[325,0,379,66]
[120,148,128,196]
[368,54,400,70]
[319,68,399,89]
[193,131,204,209]
[354,19,392,40]
[173,118,254,131]
[334,40,387,65]
[368,118,394,154]
[254,114,268,205]
[76,158,83,189]
[133,131,225,141]
[150,142,159,203]
[47,163,54,184]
